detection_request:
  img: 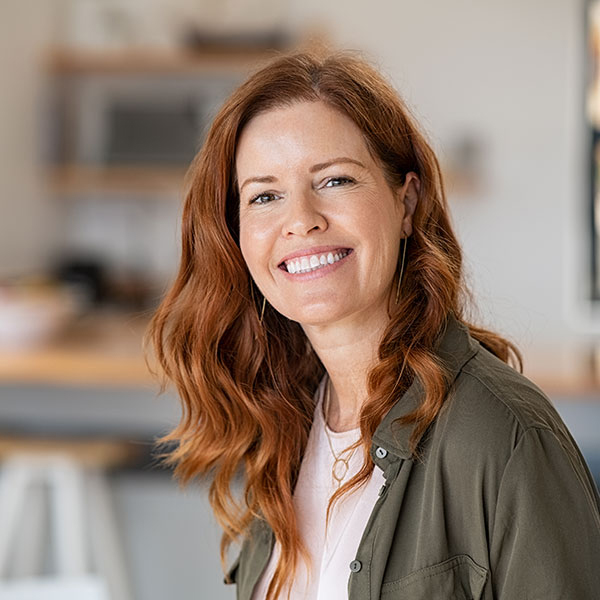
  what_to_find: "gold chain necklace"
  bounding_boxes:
[322,378,358,488]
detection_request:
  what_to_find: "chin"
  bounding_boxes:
[267,290,360,327]
[281,305,352,328]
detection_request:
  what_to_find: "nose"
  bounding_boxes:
[281,191,327,237]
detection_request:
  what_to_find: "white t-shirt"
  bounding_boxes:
[251,377,385,600]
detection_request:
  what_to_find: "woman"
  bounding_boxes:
[149,50,600,599]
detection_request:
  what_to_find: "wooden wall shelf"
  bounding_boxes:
[48,165,188,196]
[46,46,281,76]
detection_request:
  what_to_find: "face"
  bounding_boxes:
[236,100,417,329]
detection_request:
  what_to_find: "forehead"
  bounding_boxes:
[235,101,373,176]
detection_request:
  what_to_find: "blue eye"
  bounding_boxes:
[325,176,355,187]
[250,192,278,205]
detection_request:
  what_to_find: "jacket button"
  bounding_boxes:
[349,560,362,572]
[375,447,388,459]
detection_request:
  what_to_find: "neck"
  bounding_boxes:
[303,309,389,432]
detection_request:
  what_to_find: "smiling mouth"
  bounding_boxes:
[279,249,352,274]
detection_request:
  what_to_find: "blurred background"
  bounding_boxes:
[0,0,599,598]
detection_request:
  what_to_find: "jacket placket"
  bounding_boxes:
[347,447,413,600]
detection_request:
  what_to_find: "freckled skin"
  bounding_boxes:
[236,100,415,331]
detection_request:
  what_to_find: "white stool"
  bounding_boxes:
[0,437,137,600]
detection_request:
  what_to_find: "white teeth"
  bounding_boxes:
[284,250,349,274]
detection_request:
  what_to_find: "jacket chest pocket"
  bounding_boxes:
[380,555,487,600]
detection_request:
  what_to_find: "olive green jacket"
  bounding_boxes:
[226,314,600,599]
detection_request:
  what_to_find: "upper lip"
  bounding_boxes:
[277,245,352,266]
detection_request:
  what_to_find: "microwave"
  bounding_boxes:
[49,73,238,165]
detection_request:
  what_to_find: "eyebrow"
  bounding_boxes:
[239,157,366,192]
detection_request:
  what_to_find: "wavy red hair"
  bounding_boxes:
[147,49,522,600]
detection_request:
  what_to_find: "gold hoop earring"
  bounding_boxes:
[249,281,266,324]
[259,296,266,324]
[395,236,408,304]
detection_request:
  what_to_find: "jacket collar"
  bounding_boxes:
[371,312,480,466]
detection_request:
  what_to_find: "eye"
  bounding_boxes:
[249,191,279,205]
[324,176,355,188]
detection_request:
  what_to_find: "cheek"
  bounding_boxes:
[239,229,257,277]
[351,202,403,245]
[238,214,253,262]
[239,217,272,276]
[358,208,404,276]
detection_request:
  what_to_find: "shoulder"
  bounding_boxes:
[417,341,600,532]
[460,344,559,431]
[452,343,566,436]
[431,342,582,479]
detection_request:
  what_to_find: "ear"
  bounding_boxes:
[398,172,420,237]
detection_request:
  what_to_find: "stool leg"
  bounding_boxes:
[48,457,87,576]
[0,457,37,577]
[11,476,46,578]
[87,470,133,600]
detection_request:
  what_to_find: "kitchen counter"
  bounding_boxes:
[0,310,154,388]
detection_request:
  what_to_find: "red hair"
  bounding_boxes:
[147,49,521,600]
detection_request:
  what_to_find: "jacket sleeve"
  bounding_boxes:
[490,426,600,599]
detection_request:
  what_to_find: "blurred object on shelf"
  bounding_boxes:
[108,101,199,166]
[44,63,235,168]
[594,141,600,299]
[171,0,291,42]
[50,193,180,308]
[0,277,77,350]
[442,131,488,198]
[588,0,600,128]
[180,29,291,53]
[53,255,158,311]
[54,256,109,308]
[59,0,292,52]
[61,0,175,51]
[592,342,600,388]
[105,268,160,311]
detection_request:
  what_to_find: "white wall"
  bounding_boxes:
[0,1,60,277]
